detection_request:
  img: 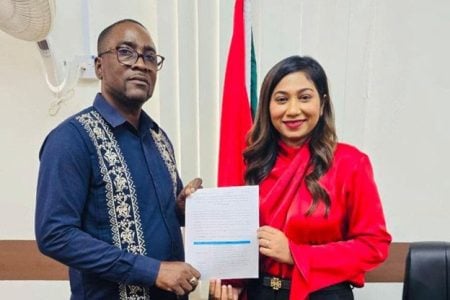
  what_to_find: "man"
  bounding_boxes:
[35,19,201,300]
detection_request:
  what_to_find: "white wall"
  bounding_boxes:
[252,0,450,241]
[1,0,450,299]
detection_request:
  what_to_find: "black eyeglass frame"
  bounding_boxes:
[98,46,165,71]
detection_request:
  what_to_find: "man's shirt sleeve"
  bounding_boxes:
[35,122,160,286]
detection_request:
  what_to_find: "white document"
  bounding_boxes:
[185,185,259,280]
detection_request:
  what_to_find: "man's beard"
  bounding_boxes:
[116,88,152,111]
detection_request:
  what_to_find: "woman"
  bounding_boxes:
[211,55,391,300]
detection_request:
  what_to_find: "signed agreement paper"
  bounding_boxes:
[185,186,259,279]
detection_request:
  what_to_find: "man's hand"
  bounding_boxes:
[176,177,203,213]
[155,261,201,296]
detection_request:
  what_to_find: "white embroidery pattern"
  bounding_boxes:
[77,111,149,300]
[150,129,177,199]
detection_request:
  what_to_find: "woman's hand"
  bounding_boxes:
[209,279,241,300]
[176,178,203,213]
[257,225,294,265]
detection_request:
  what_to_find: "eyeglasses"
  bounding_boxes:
[98,46,165,70]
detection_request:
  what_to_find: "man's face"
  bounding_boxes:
[95,22,157,109]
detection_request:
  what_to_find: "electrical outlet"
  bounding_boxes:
[76,54,97,80]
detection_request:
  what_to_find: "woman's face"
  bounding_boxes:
[269,71,322,147]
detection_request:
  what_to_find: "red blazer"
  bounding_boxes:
[259,142,391,300]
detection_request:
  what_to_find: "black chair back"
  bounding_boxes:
[402,241,450,300]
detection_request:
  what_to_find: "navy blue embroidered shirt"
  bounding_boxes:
[35,93,185,300]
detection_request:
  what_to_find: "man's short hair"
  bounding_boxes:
[97,19,146,54]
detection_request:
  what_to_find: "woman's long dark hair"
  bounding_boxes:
[244,55,337,216]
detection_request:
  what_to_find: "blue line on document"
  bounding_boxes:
[193,240,251,245]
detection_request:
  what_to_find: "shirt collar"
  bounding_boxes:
[93,93,158,132]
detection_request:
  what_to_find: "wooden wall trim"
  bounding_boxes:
[365,242,409,283]
[0,240,408,282]
[0,240,68,280]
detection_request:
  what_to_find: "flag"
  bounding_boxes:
[218,0,257,187]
